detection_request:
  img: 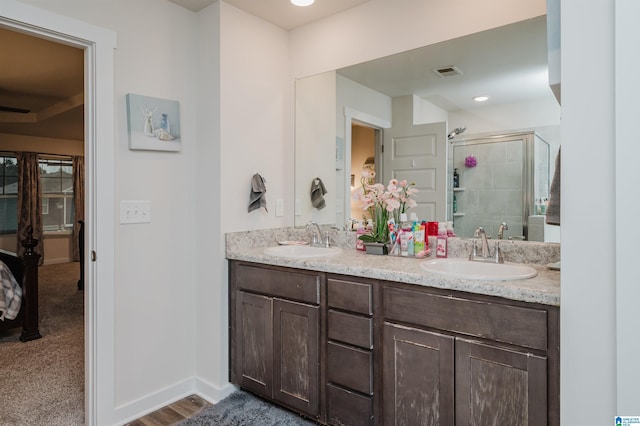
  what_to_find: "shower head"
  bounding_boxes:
[448,126,467,140]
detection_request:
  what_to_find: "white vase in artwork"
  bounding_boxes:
[141,104,156,137]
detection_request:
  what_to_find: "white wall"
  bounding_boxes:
[11,0,200,422]
[195,0,292,402]
[194,0,230,403]
[295,71,336,226]
[615,0,640,415]
[449,96,561,143]
[562,0,639,422]
[219,3,292,233]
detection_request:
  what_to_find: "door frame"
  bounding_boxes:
[343,107,390,227]
[1,1,116,424]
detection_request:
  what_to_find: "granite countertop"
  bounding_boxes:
[226,228,560,307]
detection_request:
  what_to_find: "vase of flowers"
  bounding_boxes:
[354,170,418,253]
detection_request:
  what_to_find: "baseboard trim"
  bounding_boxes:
[112,377,236,425]
[193,378,236,404]
[113,377,197,425]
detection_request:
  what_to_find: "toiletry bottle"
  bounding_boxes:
[436,222,448,258]
[356,222,366,251]
[413,220,425,255]
[399,213,413,257]
[453,168,459,188]
[453,194,457,213]
[446,221,456,237]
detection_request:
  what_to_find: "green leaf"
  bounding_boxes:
[358,234,378,243]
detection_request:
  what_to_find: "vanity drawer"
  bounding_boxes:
[327,342,373,395]
[383,286,548,350]
[327,383,373,426]
[233,263,320,305]
[328,309,373,349]
[328,278,372,315]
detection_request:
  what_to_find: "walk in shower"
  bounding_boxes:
[448,131,552,241]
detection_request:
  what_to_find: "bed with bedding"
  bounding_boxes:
[0,228,41,342]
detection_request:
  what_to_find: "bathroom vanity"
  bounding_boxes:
[227,230,560,425]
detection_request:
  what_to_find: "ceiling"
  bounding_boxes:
[169,0,371,30]
[0,2,552,143]
[337,16,552,113]
[0,27,84,141]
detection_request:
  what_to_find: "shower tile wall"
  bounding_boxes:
[453,139,524,239]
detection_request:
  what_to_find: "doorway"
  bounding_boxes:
[1,5,117,424]
[0,24,86,422]
[349,122,381,223]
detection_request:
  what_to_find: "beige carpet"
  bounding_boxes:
[0,262,84,426]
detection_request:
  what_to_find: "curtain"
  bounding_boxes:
[72,156,84,262]
[16,152,43,262]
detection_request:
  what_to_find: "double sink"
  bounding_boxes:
[263,245,537,281]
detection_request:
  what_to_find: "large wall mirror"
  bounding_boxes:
[294,15,561,243]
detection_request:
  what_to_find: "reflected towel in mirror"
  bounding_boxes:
[546,147,560,225]
[248,173,268,213]
[310,177,327,210]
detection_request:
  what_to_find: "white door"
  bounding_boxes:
[383,122,447,222]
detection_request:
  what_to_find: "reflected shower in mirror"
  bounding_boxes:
[449,131,551,242]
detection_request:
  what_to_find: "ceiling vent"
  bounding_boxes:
[433,65,463,78]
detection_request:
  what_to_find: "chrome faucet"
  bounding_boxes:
[469,226,504,263]
[474,227,491,257]
[498,222,509,240]
[306,221,330,248]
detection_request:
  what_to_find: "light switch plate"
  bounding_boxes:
[275,199,284,217]
[120,200,151,224]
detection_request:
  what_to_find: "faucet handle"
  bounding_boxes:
[494,241,504,263]
[469,240,478,260]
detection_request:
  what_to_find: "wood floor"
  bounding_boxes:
[125,395,212,426]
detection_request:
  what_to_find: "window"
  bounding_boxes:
[0,154,75,234]
[40,157,74,232]
[0,155,18,234]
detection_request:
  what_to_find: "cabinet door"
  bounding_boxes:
[382,322,455,425]
[273,298,320,418]
[234,291,273,399]
[455,339,547,426]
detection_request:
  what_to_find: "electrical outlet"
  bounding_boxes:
[120,200,151,224]
[275,199,284,217]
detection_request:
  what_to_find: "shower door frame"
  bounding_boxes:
[448,131,550,241]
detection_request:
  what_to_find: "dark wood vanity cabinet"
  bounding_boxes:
[229,261,559,426]
[382,323,455,424]
[230,262,322,419]
[326,276,376,426]
[382,284,559,426]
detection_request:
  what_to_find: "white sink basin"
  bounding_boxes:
[420,258,538,281]
[263,245,343,259]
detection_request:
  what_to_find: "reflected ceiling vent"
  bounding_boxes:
[432,65,463,78]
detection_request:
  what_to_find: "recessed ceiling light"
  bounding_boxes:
[291,0,315,6]
[473,96,489,102]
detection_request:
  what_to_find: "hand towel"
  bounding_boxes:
[545,147,560,225]
[248,173,268,213]
[310,177,327,210]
